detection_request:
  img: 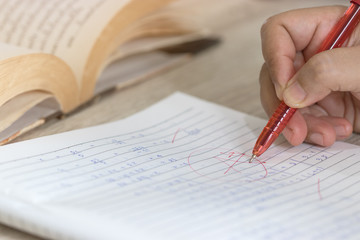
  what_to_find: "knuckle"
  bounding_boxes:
[354,110,360,133]
[306,54,334,87]
[258,63,268,84]
[266,56,278,69]
[260,15,279,36]
[260,17,271,35]
[260,11,289,36]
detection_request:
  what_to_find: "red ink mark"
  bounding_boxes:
[254,158,268,179]
[214,154,241,174]
[224,153,245,174]
[226,152,236,158]
[187,148,267,183]
[172,128,181,143]
[318,178,322,200]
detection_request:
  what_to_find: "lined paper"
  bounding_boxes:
[0,92,359,240]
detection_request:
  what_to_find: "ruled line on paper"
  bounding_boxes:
[72,142,314,206]
[171,128,181,143]
[0,107,195,164]
[36,142,335,215]
[32,123,249,195]
[253,169,360,238]
[318,178,322,200]
[76,146,343,215]
[221,154,360,226]
[13,118,238,186]
[7,130,338,217]
[99,152,360,230]
[1,113,208,172]
[14,135,320,210]
[0,109,207,172]
[106,162,360,237]
[97,151,334,218]
[3,114,225,180]
[67,136,258,207]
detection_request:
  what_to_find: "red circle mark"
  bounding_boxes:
[255,158,268,180]
[172,128,181,143]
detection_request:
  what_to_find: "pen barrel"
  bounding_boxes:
[265,101,296,134]
[253,102,296,157]
[317,3,360,52]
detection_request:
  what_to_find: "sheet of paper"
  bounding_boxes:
[0,92,359,240]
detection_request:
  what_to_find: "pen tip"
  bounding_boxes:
[249,154,256,163]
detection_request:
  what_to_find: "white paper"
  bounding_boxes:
[0,92,359,240]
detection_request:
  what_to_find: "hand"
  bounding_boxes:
[260,6,360,147]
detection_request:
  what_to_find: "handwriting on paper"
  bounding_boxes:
[187,148,267,182]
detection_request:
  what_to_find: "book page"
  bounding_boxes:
[0,43,35,61]
[0,0,131,86]
[0,93,359,239]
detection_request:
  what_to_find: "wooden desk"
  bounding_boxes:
[2,0,357,238]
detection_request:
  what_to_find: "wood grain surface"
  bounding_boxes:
[2,0,357,239]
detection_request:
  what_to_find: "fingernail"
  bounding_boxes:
[308,133,324,146]
[283,82,307,106]
[273,82,282,98]
[282,127,292,140]
[334,125,347,137]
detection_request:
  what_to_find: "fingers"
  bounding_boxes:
[283,46,360,108]
[261,6,346,99]
[259,63,279,115]
[302,114,352,146]
[282,111,307,146]
[283,109,352,147]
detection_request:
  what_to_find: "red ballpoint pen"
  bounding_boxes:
[250,0,360,162]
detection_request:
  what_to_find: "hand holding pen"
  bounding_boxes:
[251,1,360,162]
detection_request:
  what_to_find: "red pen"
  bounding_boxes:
[250,0,360,163]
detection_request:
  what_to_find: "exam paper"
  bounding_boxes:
[0,92,359,240]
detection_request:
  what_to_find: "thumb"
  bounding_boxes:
[282,46,360,108]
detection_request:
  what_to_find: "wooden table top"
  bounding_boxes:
[2,0,357,239]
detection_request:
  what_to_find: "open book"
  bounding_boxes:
[0,92,359,239]
[0,0,218,144]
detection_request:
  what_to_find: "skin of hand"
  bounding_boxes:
[260,5,360,147]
